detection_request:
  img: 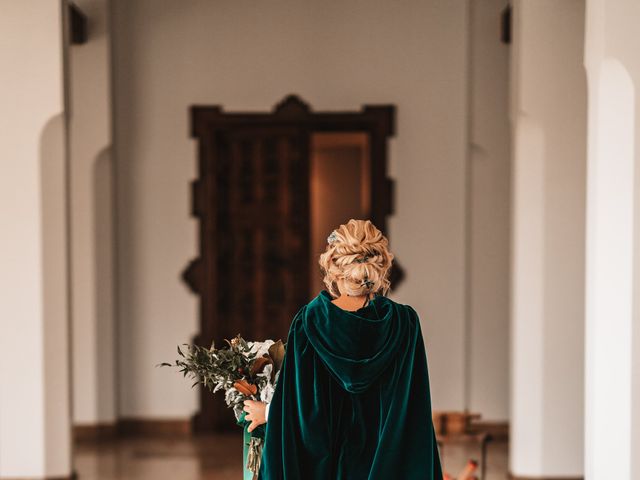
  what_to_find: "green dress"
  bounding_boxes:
[258,289,443,480]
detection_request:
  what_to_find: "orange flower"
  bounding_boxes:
[250,356,272,376]
[233,379,257,396]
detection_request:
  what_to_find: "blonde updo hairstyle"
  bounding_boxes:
[319,219,394,298]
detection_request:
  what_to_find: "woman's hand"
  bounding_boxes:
[243,399,267,432]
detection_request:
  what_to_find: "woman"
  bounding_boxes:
[243,219,443,479]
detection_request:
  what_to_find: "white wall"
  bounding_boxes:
[509,0,586,476]
[111,0,510,419]
[69,0,118,427]
[0,1,72,476]
[584,1,640,478]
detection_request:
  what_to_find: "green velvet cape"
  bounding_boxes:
[258,289,443,480]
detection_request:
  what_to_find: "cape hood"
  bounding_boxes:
[258,289,443,479]
[302,289,412,393]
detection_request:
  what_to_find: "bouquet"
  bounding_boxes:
[160,334,286,476]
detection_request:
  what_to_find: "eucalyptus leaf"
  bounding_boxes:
[161,335,286,425]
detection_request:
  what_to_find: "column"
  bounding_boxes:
[0,1,72,478]
[69,0,118,431]
[509,1,587,477]
[584,1,640,479]
[466,0,511,422]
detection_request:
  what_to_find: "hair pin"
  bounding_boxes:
[355,254,372,264]
[362,278,375,289]
[327,231,338,244]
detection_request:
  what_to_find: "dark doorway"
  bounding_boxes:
[182,95,398,431]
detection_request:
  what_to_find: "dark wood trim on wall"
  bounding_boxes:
[0,476,75,480]
[117,418,191,437]
[509,475,583,480]
[73,423,118,442]
[73,418,191,442]
[73,419,509,441]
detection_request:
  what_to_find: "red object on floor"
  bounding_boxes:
[457,459,478,480]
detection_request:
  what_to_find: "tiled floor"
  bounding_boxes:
[74,434,509,479]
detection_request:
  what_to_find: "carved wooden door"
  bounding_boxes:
[183,95,397,431]
[184,127,310,430]
[213,127,311,341]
